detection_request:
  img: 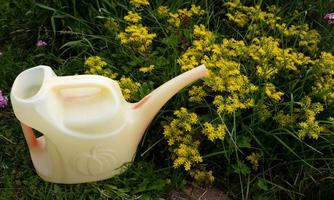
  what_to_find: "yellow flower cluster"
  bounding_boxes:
[163,107,217,183]
[256,103,272,122]
[274,111,296,127]
[118,77,141,101]
[224,1,280,29]
[189,169,215,185]
[84,56,117,79]
[264,83,284,101]
[279,24,320,52]
[328,117,334,123]
[297,97,325,139]
[163,107,198,145]
[174,5,331,141]
[157,6,169,16]
[256,64,278,80]
[247,37,312,73]
[313,52,334,102]
[85,56,107,69]
[246,152,260,171]
[158,4,204,28]
[139,64,155,73]
[224,0,320,52]
[177,24,213,71]
[118,2,156,53]
[163,108,201,170]
[273,96,326,139]
[202,122,226,141]
[129,0,149,8]
[124,11,141,24]
[211,39,246,58]
[178,24,258,114]
[173,143,203,171]
[193,24,214,49]
[204,59,254,93]
[118,25,156,53]
[213,94,255,114]
[177,48,201,71]
[188,86,207,103]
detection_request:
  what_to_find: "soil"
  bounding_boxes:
[168,185,228,200]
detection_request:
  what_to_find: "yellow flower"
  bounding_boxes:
[84,56,107,68]
[84,56,118,79]
[312,52,334,102]
[224,2,320,52]
[213,94,254,114]
[328,117,334,123]
[118,24,156,53]
[174,107,198,124]
[274,111,296,127]
[202,122,226,141]
[190,4,204,15]
[166,5,204,28]
[264,83,284,101]
[190,169,215,185]
[167,13,181,28]
[118,77,141,101]
[256,65,278,80]
[246,152,260,170]
[162,108,204,172]
[139,64,155,73]
[124,11,142,24]
[193,24,214,41]
[173,143,203,171]
[129,0,149,8]
[157,6,169,16]
[188,86,207,103]
[163,107,199,145]
[226,11,248,27]
[297,97,324,139]
[177,48,201,71]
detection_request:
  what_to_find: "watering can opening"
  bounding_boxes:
[12,66,47,100]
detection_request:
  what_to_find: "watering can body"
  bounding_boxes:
[10,65,208,184]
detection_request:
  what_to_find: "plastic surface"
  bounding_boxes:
[10,65,208,184]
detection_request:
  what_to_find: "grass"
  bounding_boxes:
[1,0,334,199]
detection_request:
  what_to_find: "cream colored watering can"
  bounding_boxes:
[10,64,208,184]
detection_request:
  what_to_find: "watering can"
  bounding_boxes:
[10,64,208,184]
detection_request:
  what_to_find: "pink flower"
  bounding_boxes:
[36,39,47,48]
[324,13,334,26]
[0,90,8,108]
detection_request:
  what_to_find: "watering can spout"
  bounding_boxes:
[132,64,208,125]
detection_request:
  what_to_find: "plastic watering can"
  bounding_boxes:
[10,64,208,184]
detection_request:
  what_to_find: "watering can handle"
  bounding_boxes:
[50,75,113,97]
[21,123,45,150]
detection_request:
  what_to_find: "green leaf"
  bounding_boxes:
[132,179,149,194]
[257,178,268,191]
[132,179,167,194]
[35,3,56,11]
[155,56,169,67]
[60,40,86,49]
[161,35,180,48]
[233,161,250,175]
[138,81,154,98]
[237,135,252,148]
